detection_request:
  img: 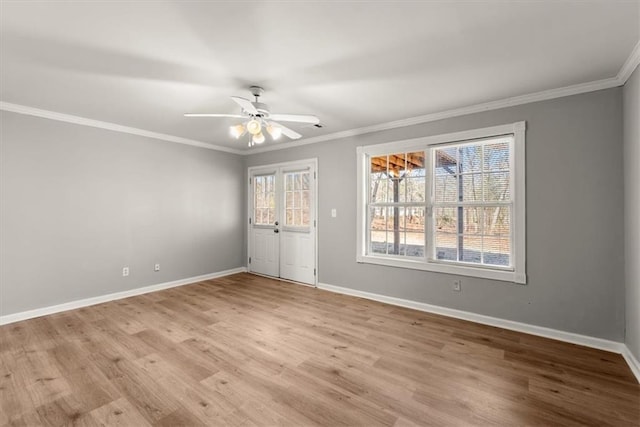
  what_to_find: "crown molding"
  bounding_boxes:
[0,101,244,155]
[2,39,638,157]
[618,39,640,84]
[248,76,621,155]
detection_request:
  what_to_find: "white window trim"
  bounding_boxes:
[356,122,526,284]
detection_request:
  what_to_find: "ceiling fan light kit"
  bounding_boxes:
[185,86,320,148]
[230,123,246,139]
[246,119,261,135]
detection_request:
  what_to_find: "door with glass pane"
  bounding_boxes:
[248,159,317,285]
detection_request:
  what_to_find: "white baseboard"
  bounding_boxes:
[621,345,640,383]
[0,267,247,326]
[318,282,640,383]
[317,282,638,378]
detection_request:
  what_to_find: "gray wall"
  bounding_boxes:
[624,67,640,359]
[0,111,244,316]
[246,88,625,341]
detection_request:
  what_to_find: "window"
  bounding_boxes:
[369,152,426,258]
[357,122,526,284]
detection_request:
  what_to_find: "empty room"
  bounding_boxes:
[1,1,639,426]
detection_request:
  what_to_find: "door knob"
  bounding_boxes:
[274,229,279,233]
[274,221,279,226]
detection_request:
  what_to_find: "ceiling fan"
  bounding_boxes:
[184,86,321,147]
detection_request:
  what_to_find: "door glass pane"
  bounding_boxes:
[254,175,275,225]
[284,170,310,227]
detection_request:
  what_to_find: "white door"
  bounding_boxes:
[249,159,317,285]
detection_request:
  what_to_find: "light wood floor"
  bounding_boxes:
[1,273,638,426]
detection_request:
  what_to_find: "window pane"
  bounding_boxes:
[435,207,457,233]
[285,174,293,191]
[460,145,482,173]
[385,207,398,231]
[286,209,293,225]
[484,141,510,171]
[483,207,511,236]
[404,233,425,257]
[406,207,426,231]
[387,229,398,255]
[462,207,482,234]
[388,153,406,178]
[483,237,510,266]
[268,209,275,225]
[405,177,425,202]
[404,206,425,258]
[405,152,426,178]
[371,155,388,175]
[370,207,385,229]
[371,237,387,254]
[370,205,389,255]
[460,235,482,264]
[294,174,302,190]
[302,173,310,190]
[462,174,482,202]
[435,232,457,261]
[435,147,457,175]
[371,178,390,203]
[484,172,510,201]
[293,191,301,208]
[435,175,457,203]
[389,177,402,203]
[302,190,310,208]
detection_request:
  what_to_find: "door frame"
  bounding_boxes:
[247,158,318,286]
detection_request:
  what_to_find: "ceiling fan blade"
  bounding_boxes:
[271,122,302,140]
[184,113,244,118]
[269,114,320,125]
[231,96,259,115]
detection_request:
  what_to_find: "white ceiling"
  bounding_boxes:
[1,1,638,152]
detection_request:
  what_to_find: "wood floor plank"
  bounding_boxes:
[1,272,638,426]
[88,397,151,426]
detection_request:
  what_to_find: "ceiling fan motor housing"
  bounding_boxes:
[251,102,270,117]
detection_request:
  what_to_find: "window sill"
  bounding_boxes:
[356,254,526,284]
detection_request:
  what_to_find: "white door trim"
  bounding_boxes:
[247,158,318,286]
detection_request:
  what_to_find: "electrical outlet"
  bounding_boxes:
[122,267,129,277]
[453,279,461,292]
[154,263,160,272]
